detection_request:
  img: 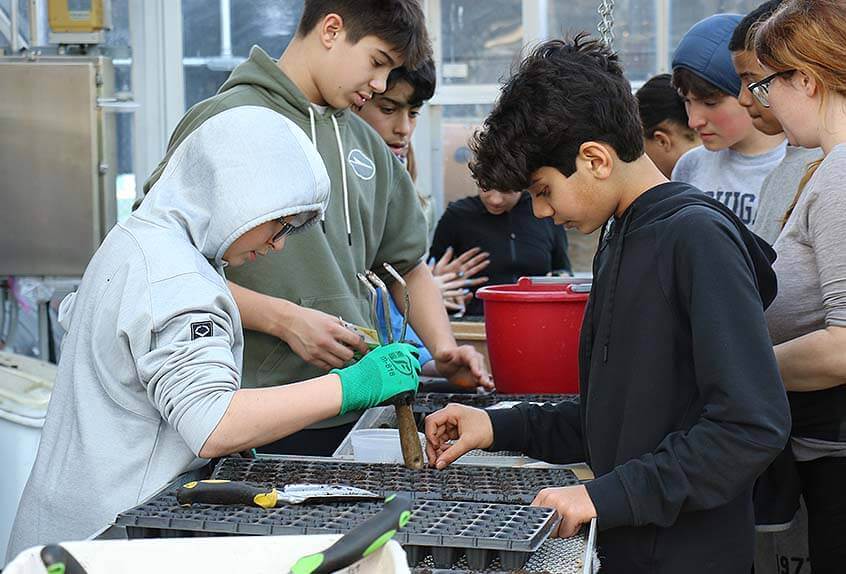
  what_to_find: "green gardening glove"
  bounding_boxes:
[332,342,421,415]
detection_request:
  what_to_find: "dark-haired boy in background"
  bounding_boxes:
[636,73,700,178]
[424,35,790,573]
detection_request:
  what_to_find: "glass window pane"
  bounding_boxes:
[442,104,491,204]
[0,0,26,47]
[548,0,658,84]
[104,0,131,49]
[182,0,221,58]
[670,0,764,62]
[182,0,303,109]
[441,0,522,85]
[104,0,134,222]
[231,0,303,58]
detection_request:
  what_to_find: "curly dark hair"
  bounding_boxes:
[469,34,644,193]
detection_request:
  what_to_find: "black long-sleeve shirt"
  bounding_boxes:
[429,193,570,316]
[487,183,790,574]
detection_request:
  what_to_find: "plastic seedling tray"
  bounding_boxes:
[411,392,577,415]
[410,520,598,574]
[114,484,559,571]
[210,458,580,504]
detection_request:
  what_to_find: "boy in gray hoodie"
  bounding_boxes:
[7,107,421,560]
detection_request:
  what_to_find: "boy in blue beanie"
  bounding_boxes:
[671,13,786,227]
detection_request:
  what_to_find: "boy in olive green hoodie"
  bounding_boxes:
[144,0,492,455]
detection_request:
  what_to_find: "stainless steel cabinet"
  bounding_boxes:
[0,55,117,275]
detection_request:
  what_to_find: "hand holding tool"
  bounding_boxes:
[289,494,413,574]
[356,267,424,469]
[176,480,381,508]
[363,270,394,344]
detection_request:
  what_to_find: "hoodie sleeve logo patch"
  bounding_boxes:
[190,321,214,340]
[348,149,376,181]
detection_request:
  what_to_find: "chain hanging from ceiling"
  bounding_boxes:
[596,0,616,49]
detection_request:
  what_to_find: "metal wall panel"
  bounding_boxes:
[0,57,115,276]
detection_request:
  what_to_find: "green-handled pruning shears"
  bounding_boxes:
[290,493,413,574]
[40,544,88,574]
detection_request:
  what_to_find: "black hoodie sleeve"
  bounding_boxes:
[585,209,790,530]
[429,204,461,262]
[487,399,585,464]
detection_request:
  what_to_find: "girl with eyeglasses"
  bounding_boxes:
[754,1,846,570]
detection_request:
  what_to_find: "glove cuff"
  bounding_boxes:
[334,363,382,416]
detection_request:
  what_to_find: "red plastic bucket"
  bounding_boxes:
[476,277,590,394]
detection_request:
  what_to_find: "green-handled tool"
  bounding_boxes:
[290,493,413,574]
[40,544,88,574]
[176,480,382,508]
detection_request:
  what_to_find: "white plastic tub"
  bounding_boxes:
[4,535,410,574]
[0,351,55,564]
[350,429,427,464]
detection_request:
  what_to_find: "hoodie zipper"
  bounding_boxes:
[582,218,615,468]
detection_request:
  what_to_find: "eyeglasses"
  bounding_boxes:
[270,220,296,243]
[747,70,794,108]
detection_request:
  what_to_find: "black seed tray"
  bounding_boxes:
[211,458,580,504]
[114,485,557,570]
[412,392,578,415]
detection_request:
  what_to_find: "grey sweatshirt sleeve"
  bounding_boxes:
[806,159,846,326]
[135,274,240,455]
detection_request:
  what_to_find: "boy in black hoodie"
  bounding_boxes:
[424,35,791,574]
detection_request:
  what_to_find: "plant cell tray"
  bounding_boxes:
[411,392,578,415]
[114,484,559,571]
[211,457,580,505]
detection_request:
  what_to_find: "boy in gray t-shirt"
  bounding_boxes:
[671,13,787,226]
[672,143,785,226]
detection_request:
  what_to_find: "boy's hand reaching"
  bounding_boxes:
[532,486,597,538]
[434,345,495,390]
[424,404,494,469]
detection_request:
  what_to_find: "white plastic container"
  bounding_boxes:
[350,429,427,464]
[4,535,410,574]
[0,351,56,564]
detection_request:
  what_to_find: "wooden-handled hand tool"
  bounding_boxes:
[357,267,424,469]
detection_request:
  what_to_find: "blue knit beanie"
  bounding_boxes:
[672,14,743,97]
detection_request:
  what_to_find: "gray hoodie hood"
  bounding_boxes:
[134,105,330,266]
